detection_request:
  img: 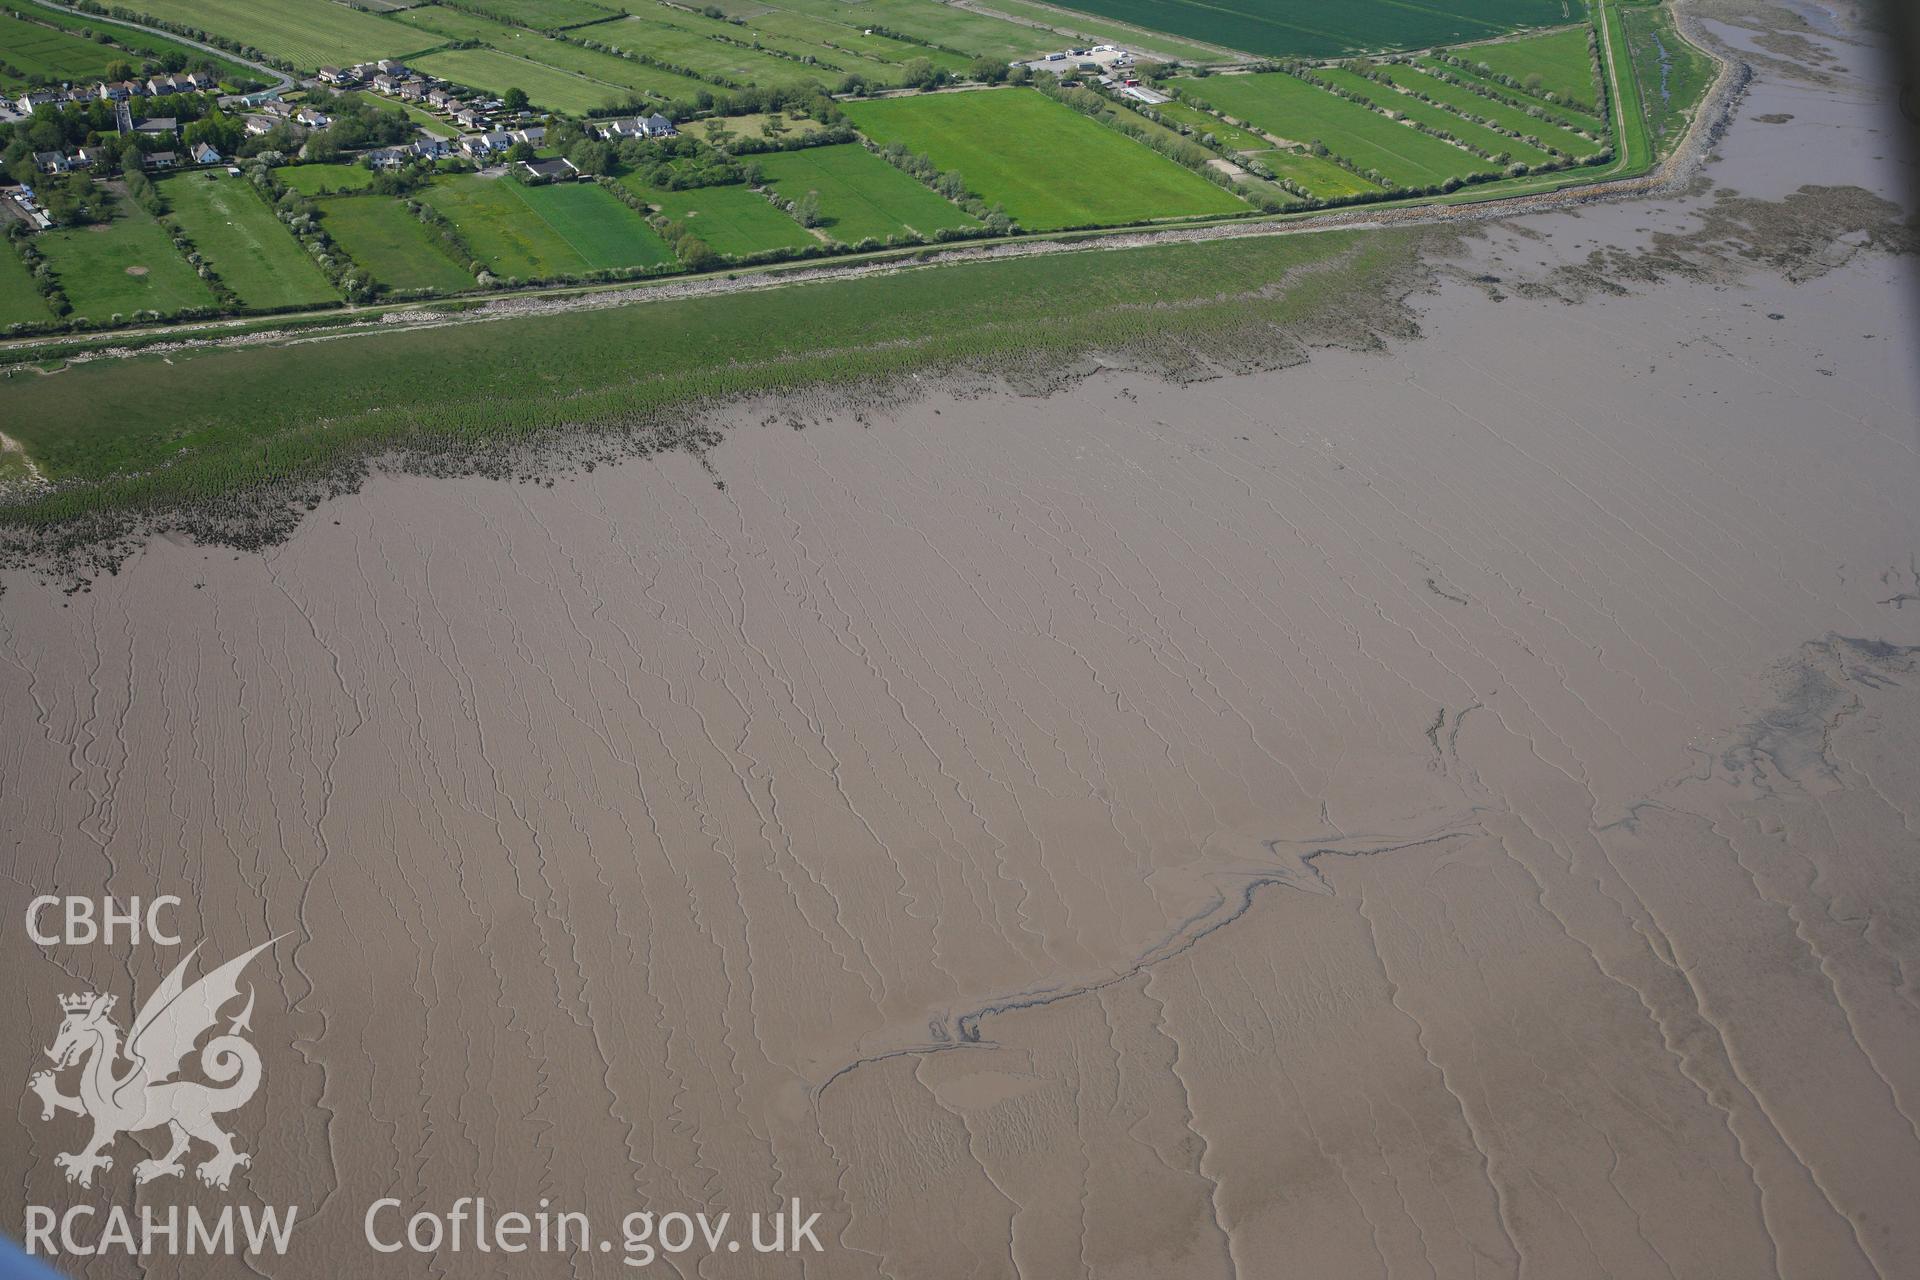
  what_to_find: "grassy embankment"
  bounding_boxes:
[0,223,1430,524]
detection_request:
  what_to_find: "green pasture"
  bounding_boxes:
[754,144,980,243]
[159,172,339,308]
[844,89,1244,230]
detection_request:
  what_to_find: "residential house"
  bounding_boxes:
[15,90,62,115]
[460,129,516,159]
[144,151,179,170]
[317,67,349,86]
[519,156,577,181]
[244,114,278,136]
[426,88,454,110]
[32,151,70,174]
[592,113,676,141]
[190,142,222,165]
[146,74,192,96]
[75,146,111,168]
[451,108,485,131]
[294,106,332,129]
[370,74,397,95]
[95,81,135,102]
[135,117,178,137]
[509,126,545,146]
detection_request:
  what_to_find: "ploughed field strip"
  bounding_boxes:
[843,89,1246,231]
[753,144,982,244]
[1034,0,1572,60]
[620,180,818,257]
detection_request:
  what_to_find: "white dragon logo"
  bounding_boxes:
[29,939,280,1190]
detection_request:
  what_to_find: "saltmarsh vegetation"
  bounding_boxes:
[0,222,1442,543]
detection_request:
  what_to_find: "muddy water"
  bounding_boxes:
[4,6,1917,1277]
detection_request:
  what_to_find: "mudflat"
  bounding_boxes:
[4,4,1917,1277]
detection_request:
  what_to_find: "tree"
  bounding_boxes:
[794,190,821,226]
[506,140,537,163]
[901,57,936,89]
[104,60,134,83]
[1523,72,1544,93]
[675,234,715,269]
[968,55,1007,84]
[503,87,530,112]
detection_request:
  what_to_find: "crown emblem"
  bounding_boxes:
[59,992,109,1014]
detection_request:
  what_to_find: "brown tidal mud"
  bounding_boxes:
[3,3,1919,1277]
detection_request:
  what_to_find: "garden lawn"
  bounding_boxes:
[754,144,980,243]
[0,247,51,327]
[619,180,815,258]
[160,172,339,308]
[36,205,215,320]
[318,196,476,293]
[843,89,1244,231]
[1174,72,1489,188]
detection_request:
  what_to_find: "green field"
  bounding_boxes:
[111,0,426,69]
[1366,63,1600,155]
[159,173,340,309]
[506,181,677,268]
[726,0,1047,64]
[421,174,675,275]
[948,0,1224,62]
[0,10,142,86]
[1175,72,1490,188]
[1148,100,1271,152]
[0,247,50,327]
[1252,148,1383,198]
[318,196,476,292]
[1,0,255,84]
[412,43,702,113]
[0,219,1432,518]
[594,11,838,89]
[1457,24,1598,107]
[1314,66,1559,165]
[754,144,981,243]
[1413,55,1606,132]
[844,89,1244,230]
[720,7,975,79]
[452,0,619,28]
[1039,0,1573,59]
[619,179,816,257]
[36,205,215,320]
[277,163,379,195]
